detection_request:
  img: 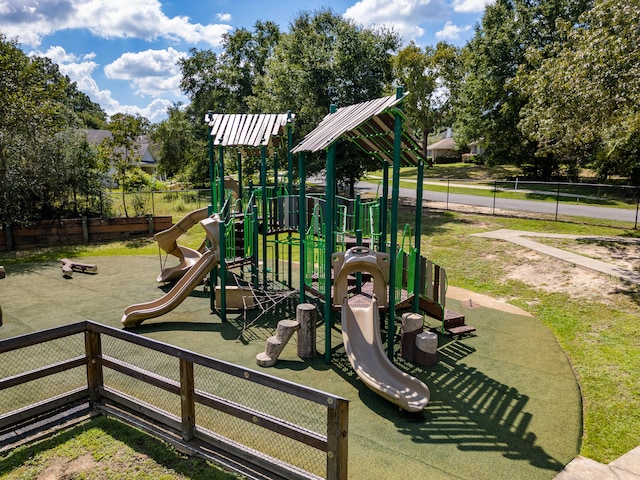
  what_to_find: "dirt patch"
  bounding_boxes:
[39,453,97,480]
[505,238,640,305]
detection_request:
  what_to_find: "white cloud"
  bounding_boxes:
[0,0,232,47]
[217,13,232,22]
[453,0,494,13]
[104,47,186,98]
[117,98,173,123]
[30,45,175,122]
[435,21,472,40]
[344,0,448,43]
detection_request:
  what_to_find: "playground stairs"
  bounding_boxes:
[225,218,252,269]
[256,319,300,367]
[418,296,475,336]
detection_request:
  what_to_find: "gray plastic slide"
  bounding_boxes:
[341,296,430,412]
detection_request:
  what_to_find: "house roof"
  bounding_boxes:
[427,137,457,150]
[291,93,425,166]
[85,130,157,167]
[205,113,293,158]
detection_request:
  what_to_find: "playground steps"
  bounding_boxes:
[443,311,476,336]
[418,296,475,336]
[256,319,300,367]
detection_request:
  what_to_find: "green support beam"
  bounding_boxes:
[324,104,337,364]
[387,87,404,361]
[413,159,425,311]
[298,152,307,304]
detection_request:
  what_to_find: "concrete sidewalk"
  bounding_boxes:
[553,447,640,480]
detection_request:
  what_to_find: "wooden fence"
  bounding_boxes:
[0,216,173,251]
[0,321,348,480]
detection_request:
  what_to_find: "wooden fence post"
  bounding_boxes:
[85,329,103,404]
[326,398,348,480]
[180,358,195,441]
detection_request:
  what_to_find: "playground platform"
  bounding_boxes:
[1,255,583,480]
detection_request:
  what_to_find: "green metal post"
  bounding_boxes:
[260,144,268,287]
[324,104,337,364]
[287,111,293,289]
[237,151,243,209]
[218,143,225,212]
[413,159,425,312]
[218,219,227,322]
[387,87,404,361]
[298,152,307,303]
[274,152,280,282]
[355,194,362,293]
[206,112,216,311]
[207,111,215,210]
[380,162,389,252]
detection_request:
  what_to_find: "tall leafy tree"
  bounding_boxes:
[394,41,460,161]
[0,34,101,226]
[179,21,281,116]
[250,9,400,196]
[454,0,593,178]
[151,103,206,184]
[516,0,640,182]
[99,113,148,217]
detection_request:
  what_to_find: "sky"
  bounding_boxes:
[0,0,492,123]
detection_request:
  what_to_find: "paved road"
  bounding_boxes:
[352,180,639,225]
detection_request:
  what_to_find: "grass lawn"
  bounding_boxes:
[364,163,638,209]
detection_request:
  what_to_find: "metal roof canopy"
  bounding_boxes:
[205,113,293,158]
[291,93,425,166]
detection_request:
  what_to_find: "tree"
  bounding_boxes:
[454,0,593,179]
[179,21,281,116]
[0,35,93,225]
[99,113,148,217]
[250,9,400,196]
[516,0,640,182]
[394,41,460,161]
[151,104,207,184]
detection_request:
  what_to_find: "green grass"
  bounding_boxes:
[0,416,240,479]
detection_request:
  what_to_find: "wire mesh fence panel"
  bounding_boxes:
[0,367,87,415]
[193,363,328,477]
[0,332,86,415]
[196,403,326,478]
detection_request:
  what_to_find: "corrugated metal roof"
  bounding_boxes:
[205,113,293,157]
[291,94,425,166]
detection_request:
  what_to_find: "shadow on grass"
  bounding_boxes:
[329,330,566,475]
[0,415,237,479]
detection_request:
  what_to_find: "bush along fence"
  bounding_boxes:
[0,321,349,480]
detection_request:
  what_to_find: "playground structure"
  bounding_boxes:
[122,89,474,412]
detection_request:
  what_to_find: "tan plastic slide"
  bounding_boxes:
[121,216,221,328]
[333,246,430,413]
[341,297,430,413]
[154,207,209,283]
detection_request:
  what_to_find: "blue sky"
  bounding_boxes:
[1,0,491,123]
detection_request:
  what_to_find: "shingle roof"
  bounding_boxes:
[291,93,425,166]
[205,113,293,158]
